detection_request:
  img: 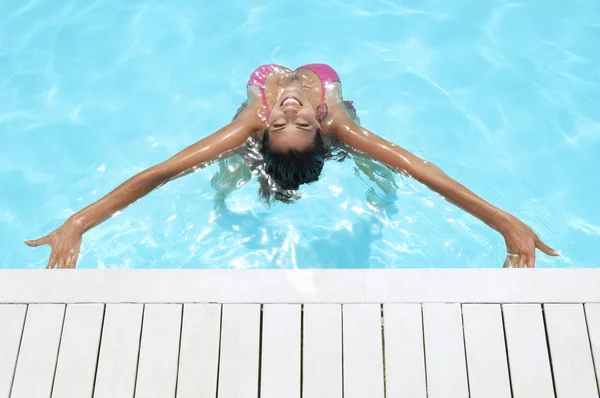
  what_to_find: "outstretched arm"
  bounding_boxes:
[26,116,259,268]
[332,117,558,268]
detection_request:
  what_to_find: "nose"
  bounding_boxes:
[283,107,298,118]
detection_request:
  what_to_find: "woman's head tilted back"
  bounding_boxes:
[258,84,338,204]
[259,128,327,203]
[266,83,322,153]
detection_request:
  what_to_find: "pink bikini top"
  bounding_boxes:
[246,63,341,121]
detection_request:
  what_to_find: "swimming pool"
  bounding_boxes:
[1,0,598,269]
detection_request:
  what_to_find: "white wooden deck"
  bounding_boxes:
[0,269,599,398]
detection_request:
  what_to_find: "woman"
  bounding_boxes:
[26,63,558,268]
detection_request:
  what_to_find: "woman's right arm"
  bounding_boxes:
[26,114,260,268]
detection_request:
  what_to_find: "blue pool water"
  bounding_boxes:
[1,0,599,269]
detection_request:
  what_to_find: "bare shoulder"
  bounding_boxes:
[322,82,358,130]
[325,104,359,137]
[234,96,267,130]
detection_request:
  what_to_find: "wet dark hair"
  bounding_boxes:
[258,128,347,205]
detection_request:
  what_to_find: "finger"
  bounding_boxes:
[46,252,58,269]
[66,249,80,269]
[25,236,49,247]
[536,238,559,256]
[58,252,70,269]
[521,254,532,268]
[529,251,537,268]
[517,254,527,268]
[503,254,517,268]
[65,255,76,269]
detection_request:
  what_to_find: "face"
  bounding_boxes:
[267,85,319,153]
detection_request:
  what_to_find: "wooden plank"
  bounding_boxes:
[422,303,469,398]
[0,305,26,397]
[585,304,600,393]
[303,304,343,398]
[217,304,261,398]
[134,304,182,398]
[382,304,426,398]
[52,304,105,398]
[176,304,222,398]
[544,304,598,398]
[260,304,301,398]
[11,304,65,398]
[93,304,143,398]
[343,304,385,398]
[462,304,511,398]
[502,304,554,398]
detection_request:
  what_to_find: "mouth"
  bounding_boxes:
[280,96,302,107]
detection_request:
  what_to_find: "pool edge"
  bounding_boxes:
[0,269,598,304]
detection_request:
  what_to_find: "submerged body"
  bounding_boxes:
[25,63,558,268]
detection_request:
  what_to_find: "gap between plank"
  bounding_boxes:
[174,304,184,398]
[380,304,387,398]
[257,305,264,398]
[499,305,515,398]
[460,304,472,397]
[49,305,67,398]
[8,305,29,398]
[90,304,107,398]
[541,305,558,398]
[341,305,345,398]
[300,304,304,398]
[420,304,429,398]
[583,305,600,397]
[214,305,223,398]
[132,304,146,398]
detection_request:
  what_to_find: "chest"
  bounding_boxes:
[262,68,324,111]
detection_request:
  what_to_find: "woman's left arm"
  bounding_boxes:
[331,117,559,268]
